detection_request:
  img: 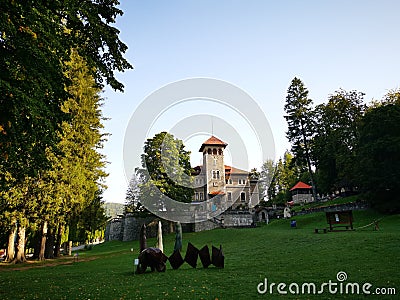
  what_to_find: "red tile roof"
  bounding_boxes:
[290,181,312,191]
[199,136,227,152]
[224,165,248,175]
[209,191,225,195]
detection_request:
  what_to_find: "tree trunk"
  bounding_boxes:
[45,228,55,259]
[13,225,27,263]
[301,123,318,202]
[5,222,17,262]
[54,223,63,257]
[38,221,48,261]
[32,229,41,260]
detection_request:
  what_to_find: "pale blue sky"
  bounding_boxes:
[101,0,400,203]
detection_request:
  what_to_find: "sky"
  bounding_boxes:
[101,0,400,204]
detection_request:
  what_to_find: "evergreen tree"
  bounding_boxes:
[259,159,276,202]
[284,77,317,201]
[53,50,108,247]
[269,152,300,205]
[125,168,147,215]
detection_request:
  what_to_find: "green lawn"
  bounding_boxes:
[1,210,399,299]
[291,195,361,212]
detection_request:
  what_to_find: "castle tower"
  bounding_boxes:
[199,136,227,199]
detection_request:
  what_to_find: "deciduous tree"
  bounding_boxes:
[312,89,365,194]
[357,103,400,213]
[138,132,193,211]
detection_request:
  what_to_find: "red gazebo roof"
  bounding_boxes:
[290,181,312,191]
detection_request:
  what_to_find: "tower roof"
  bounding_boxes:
[199,136,227,152]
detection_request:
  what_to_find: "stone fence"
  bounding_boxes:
[293,201,369,216]
[105,210,255,241]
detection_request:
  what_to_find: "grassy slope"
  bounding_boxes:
[291,195,361,212]
[0,210,399,300]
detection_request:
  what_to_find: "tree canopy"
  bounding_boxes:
[138,132,194,208]
[357,103,400,212]
[312,89,365,193]
[0,1,131,263]
[280,78,400,213]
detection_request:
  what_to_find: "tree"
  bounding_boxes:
[79,190,108,243]
[284,77,317,201]
[357,103,400,213]
[0,0,131,190]
[258,159,276,202]
[269,152,300,205]
[53,50,108,248]
[0,1,131,263]
[382,88,400,105]
[312,89,365,194]
[125,168,147,215]
[138,132,193,211]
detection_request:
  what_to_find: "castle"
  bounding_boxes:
[192,136,259,210]
[105,136,260,241]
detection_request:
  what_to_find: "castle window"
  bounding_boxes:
[218,149,223,155]
[227,192,232,201]
[208,148,212,154]
[213,148,217,155]
[200,193,203,200]
[195,193,199,200]
[241,192,246,202]
[212,170,220,179]
[226,179,233,184]
[238,179,246,185]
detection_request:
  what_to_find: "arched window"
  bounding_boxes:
[213,148,217,155]
[208,148,212,154]
[241,192,246,202]
[218,149,223,155]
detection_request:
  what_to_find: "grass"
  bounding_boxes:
[0,209,399,299]
[291,195,361,212]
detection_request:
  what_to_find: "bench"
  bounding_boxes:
[326,210,354,231]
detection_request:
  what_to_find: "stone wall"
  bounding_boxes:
[105,215,174,242]
[193,210,254,232]
[105,210,256,241]
[292,193,313,204]
[104,218,123,242]
[294,201,369,216]
[194,220,219,232]
[223,211,253,227]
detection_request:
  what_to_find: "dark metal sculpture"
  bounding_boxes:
[199,245,211,268]
[211,245,224,268]
[184,242,199,268]
[136,247,168,274]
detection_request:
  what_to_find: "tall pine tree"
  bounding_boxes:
[51,49,108,248]
[284,77,317,201]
